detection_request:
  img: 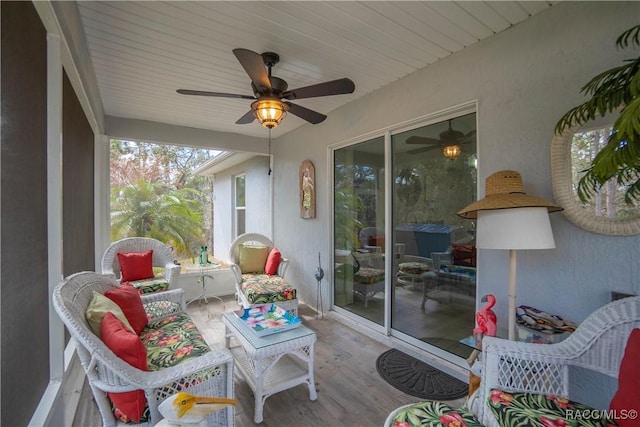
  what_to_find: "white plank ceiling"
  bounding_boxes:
[76,1,557,139]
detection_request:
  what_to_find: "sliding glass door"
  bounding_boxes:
[391,113,477,358]
[333,136,385,325]
[332,108,478,362]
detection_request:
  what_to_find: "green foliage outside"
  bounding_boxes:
[334,162,365,250]
[556,25,640,204]
[571,127,639,219]
[110,139,217,258]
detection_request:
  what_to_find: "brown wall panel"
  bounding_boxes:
[63,71,95,275]
[1,2,50,426]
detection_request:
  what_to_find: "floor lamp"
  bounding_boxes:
[457,170,562,341]
[476,207,556,340]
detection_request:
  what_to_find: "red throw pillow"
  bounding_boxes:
[117,250,154,282]
[609,328,640,426]
[104,282,149,335]
[265,247,282,275]
[101,312,148,423]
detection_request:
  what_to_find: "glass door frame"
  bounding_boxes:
[328,101,479,368]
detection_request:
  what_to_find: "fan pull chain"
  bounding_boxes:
[268,128,272,175]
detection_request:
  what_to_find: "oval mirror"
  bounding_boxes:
[551,114,640,235]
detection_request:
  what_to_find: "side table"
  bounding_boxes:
[222,312,317,423]
[185,264,224,316]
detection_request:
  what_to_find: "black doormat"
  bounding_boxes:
[376,349,468,400]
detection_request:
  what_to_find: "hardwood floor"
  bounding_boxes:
[73,295,467,426]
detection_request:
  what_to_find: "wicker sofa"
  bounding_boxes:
[53,271,234,426]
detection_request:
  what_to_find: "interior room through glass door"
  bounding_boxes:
[391,113,477,358]
[333,136,385,325]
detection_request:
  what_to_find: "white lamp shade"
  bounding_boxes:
[477,207,555,250]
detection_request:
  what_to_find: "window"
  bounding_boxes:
[570,125,639,219]
[551,118,640,235]
[235,174,246,237]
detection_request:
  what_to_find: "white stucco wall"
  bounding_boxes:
[212,155,271,261]
[270,1,639,406]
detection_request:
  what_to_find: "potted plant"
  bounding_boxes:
[555,24,640,204]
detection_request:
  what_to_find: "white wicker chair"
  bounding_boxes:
[470,296,640,426]
[53,271,235,427]
[101,237,181,292]
[228,233,298,315]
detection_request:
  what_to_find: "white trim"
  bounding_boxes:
[195,152,258,176]
[46,31,65,383]
[384,130,392,333]
[328,100,478,151]
[31,32,66,427]
[328,101,479,367]
[28,341,84,427]
[326,147,335,308]
[33,1,104,134]
[94,134,110,267]
[27,380,62,427]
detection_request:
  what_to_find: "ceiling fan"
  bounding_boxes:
[405,119,475,156]
[177,48,355,128]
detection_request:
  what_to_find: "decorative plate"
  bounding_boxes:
[233,303,302,337]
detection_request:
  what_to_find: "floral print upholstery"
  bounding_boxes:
[399,262,431,275]
[354,267,385,284]
[143,301,181,321]
[113,313,211,423]
[141,313,211,370]
[488,389,617,427]
[390,401,482,427]
[130,277,169,294]
[241,274,296,304]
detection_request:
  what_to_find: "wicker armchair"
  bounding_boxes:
[384,297,640,427]
[101,237,181,293]
[53,272,235,427]
[471,296,640,426]
[228,233,298,315]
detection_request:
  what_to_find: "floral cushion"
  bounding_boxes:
[130,277,169,294]
[488,389,618,427]
[141,313,211,370]
[241,274,296,304]
[399,262,431,275]
[114,313,211,423]
[354,267,385,284]
[390,401,482,427]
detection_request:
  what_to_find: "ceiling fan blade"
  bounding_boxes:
[235,110,256,125]
[177,89,255,99]
[283,78,355,100]
[405,135,442,145]
[408,145,441,155]
[460,130,476,143]
[285,102,327,124]
[232,48,271,93]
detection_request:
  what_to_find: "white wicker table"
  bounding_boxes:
[222,312,317,423]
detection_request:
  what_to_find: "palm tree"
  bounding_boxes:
[111,179,205,256]
[555,24,640,204]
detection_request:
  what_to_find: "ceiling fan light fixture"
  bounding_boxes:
[252,98,289,128]
[443,144,462,160]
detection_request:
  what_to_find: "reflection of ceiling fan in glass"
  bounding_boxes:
[406,119,476,159]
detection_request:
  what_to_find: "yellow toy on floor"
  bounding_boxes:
[157,392,237,426]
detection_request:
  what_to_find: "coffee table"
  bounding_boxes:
[222,311,317,423]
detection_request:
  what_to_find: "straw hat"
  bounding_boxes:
[457,170,562,219]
